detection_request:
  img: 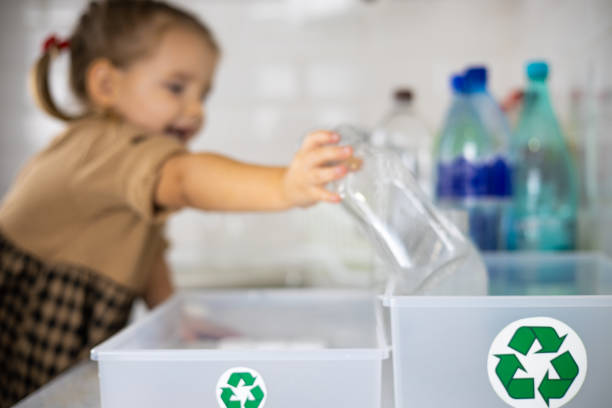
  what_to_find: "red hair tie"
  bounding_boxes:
[42,35,70,53]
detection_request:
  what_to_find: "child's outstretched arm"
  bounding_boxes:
[155,130,352,212]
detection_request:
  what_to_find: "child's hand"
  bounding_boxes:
[282,130,355,207]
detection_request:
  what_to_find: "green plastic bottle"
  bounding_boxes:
[506,61,578,250]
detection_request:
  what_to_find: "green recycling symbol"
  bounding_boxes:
[495,326,577,403]
[216,367,267,408]
[488,317,587,408]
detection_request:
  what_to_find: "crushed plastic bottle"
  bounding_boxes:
[331,125,488,295]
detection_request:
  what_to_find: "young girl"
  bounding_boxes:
[0,1,354,405]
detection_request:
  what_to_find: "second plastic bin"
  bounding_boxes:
[385,253,612,408]
[91,290,388,408]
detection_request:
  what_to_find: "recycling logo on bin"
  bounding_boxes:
[216,367,267,408]
[487,317,587,408]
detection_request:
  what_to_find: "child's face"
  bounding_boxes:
[111,27,218,144]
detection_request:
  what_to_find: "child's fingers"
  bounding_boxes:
[306,145,353,168]
[311,186,342,203]
[307,165,347,184]
[301,131,340,152]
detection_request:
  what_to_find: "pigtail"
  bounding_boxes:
[30,1,219,123]
[29,37,79,122]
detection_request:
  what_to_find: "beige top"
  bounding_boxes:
[0,115,186,294]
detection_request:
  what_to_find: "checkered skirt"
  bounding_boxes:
[0,233,135,407]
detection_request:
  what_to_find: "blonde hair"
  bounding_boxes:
[30,0,220,121]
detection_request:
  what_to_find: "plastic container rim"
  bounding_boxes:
[91,348,389,362]
[382,251,612,307]
[381,294,612,308]
[91,289,390,362]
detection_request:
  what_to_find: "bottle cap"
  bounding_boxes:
[394,88,414,102]
[526,61,549,81]
[450,74,467,94]
[464,66,487,92]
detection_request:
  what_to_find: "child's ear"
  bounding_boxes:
[86,58,122,110]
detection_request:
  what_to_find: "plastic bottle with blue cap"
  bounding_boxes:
[464,66,513,250]
[434,73,504,250]
[464,66,513,197]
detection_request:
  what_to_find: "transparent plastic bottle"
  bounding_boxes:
[370,88,432,197]
[331,125,488,296]
[464,67,513,249]
[506,61,578,250]
[465,67,512,146]
[464,66,513,195]
[434,74,504,251]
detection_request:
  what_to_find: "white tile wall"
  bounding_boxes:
[1,0,611,287]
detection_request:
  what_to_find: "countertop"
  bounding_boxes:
[13,361,100,408]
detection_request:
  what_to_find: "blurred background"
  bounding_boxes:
[1,0,611,289]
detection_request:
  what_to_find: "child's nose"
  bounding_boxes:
[185,100,202,120]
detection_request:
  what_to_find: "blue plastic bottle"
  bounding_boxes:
[434,74,503,250]
[464,66,513,249]
[506,61,578,250]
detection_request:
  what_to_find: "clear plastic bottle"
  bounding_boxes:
[434,74,505,251]
[506,61,578,250]
[370,88,433,197]
[464,66,513,249]
[465,67,512,150]
[331,125,488,296]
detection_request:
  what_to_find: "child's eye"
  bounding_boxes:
[166,82,185,95]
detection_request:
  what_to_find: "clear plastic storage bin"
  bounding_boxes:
[384,253,612,408]
[91,290,388,408]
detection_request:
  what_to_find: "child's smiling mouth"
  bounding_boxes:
[164,125,194,143]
